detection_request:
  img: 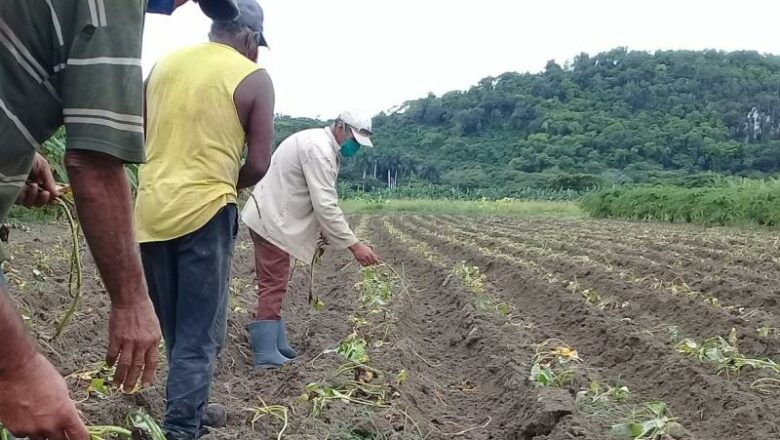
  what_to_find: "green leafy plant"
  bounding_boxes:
[127,411,166,440]
[337,332,369,364]
[88,425,133,439]
[354,266,395,311]
[576,381,632,418]
[68,363,117,399]
[577,381,631,404]
[611,402,683,440]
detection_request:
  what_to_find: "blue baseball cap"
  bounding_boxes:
[197,0,239,21]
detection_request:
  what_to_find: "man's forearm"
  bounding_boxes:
[65,151,146,307]
[0,287,37,377]
[237,163,267,189]
[313,203,358,249]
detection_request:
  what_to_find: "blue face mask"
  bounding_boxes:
[340,139,361,158]
[147,0,175,15]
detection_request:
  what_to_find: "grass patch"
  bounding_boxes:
[342,198,583,217]
[581,179,780,226]
[6,205,59,223]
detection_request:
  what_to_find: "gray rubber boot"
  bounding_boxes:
[277,319,297,359]
[248,320,291,369]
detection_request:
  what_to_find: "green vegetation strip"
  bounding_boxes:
[582,180,780,227]
[342,198,583,217]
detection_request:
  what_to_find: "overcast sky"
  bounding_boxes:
[143,0,780,119]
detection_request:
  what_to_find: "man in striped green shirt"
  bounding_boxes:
[0,1,238,439]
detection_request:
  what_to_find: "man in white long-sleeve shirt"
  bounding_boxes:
[241,111,380,368]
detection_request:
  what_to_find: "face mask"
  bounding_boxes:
[147,0,175,15]
[340,139,361,158]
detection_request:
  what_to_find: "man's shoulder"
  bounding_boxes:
[157,43,213,65]
[285,128,335,159]
[295,127,329,140]
[297,128,334,150]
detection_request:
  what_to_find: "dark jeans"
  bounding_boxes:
[140,204,238,440]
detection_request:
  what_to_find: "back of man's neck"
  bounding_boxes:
[209,37,242,54]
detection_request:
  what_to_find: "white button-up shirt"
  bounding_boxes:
[242,127,359,262]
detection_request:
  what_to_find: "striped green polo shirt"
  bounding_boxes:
[0,0,147,260]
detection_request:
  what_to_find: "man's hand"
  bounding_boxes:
[349,243,380,267]
[65,150,162,392]
[106,300,161,391]
[15,153,60,208]
[0,353,89,440]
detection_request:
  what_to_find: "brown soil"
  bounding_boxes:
[386,216,780,440]
[448,216,780,316]
[2,215,779,440]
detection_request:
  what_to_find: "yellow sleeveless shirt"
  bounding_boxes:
[135,43,260,243]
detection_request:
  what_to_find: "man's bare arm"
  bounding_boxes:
[0,286,90,439]
[0,287,36,376]
[235,69,275,189]
[64,150,160,390]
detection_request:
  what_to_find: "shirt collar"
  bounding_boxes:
[324,126,341,155]
[206,42,240,54]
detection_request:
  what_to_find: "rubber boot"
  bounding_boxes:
[248,320,291,369]
[277,319,297,359]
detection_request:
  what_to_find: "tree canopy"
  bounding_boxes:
[277,48,780,193]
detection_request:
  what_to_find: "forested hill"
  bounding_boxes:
[277,48,780,191]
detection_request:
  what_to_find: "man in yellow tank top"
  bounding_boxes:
[135,1,274,438]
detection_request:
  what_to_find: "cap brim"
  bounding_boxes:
[258,33,269,48]
[350,128,373,147]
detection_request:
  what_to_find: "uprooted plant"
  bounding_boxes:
[675,329,780,377]
[245,397,289,440]
[529,340,581,388]
[450,261,486,294]
[302,326,402,417]
[299,381,398,418]
[1,411,166,440]
[302,338,400,417]
[65,362,122,401]
[52,190,84,339]
[757,325,780,339]
[307,234,328,311]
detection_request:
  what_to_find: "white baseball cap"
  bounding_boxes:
[337,111,374,147]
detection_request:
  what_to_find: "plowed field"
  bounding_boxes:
[3,215,779,439]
